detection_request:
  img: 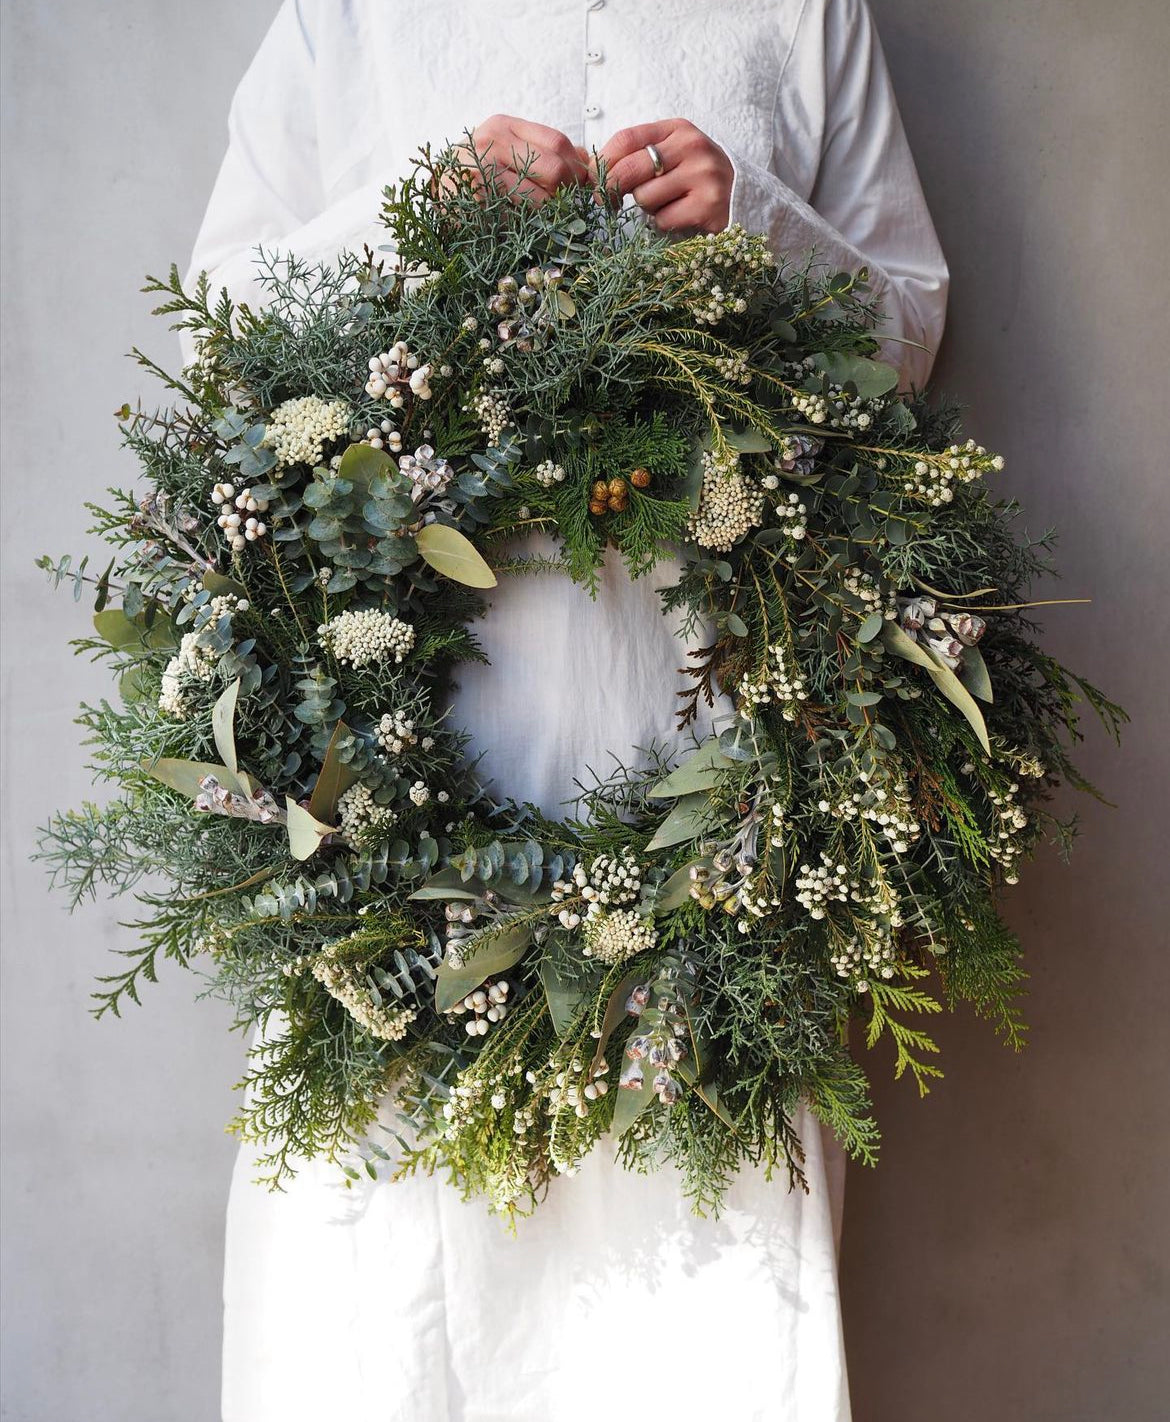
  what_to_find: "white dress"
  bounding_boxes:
[191,4,948,1418]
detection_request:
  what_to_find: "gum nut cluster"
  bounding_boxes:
[898,595,987,671]
[398,444,454,494]
[317,609,415,668]
[737,643,809,722]
[309,943,415,1043]
[365,341,434,402]
[775,433,823,477]
[686,449,765,552]
[210,481,269,551]
[451,979,510,1036]
[264,395,351,468]
[582,908,658,966]
[898,439,1005,506]
[337,783,398,845]
[363,419,402,453]
[533,459,567,487]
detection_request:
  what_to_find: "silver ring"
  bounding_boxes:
[645,143,665,177]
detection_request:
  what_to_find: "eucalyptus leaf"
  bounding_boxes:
[589,971,643,1076]
[337,442,393,492]
[648,858,712,915]
[285,798,334,861]
[881,622,991,754]
[609,1072,657,1138]
[645,791,721,851]
[143,757,248,800]
[307,721,360,823]
[415,522,497,588]
[647,741,734,799]
[434,924,532,1013]
[960,645,994,704]
[541,957,592,1037]
[211,678,241,775]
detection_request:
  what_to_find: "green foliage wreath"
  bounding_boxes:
[39,144,1123,1216]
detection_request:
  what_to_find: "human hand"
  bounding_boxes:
[459,115,590,204]
[596,119,734,233]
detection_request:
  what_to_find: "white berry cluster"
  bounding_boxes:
[686,449,764,552]
[375,709,418,755]
[210,481,269,552]
[544,1053,611,1121]
[264,395,351,468]
[308,941,415,1043]
[737,643,809,722]
[362,418,402,453]
[365,341,434,402]
[532,459,567,487]
[757,485,808,555]
[407,781,430,807]
[465,388,512,445]
[337,783,398,845]
[583,908,658,965]
[895,439,1004,506]
[659,226,773,324]
[317,608,415,667]
[449,979,510,1037]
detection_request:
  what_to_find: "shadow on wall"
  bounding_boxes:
[840,5,1169,1422]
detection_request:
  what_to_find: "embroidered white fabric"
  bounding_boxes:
[189,4,948,1417]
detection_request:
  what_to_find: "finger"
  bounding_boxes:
[647,194,705,234]
[506,119,590,187]
[603,130,690,197]
[630,167,691,213]
[597,119,678,170]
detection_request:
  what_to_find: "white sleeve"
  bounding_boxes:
[715,0,949,389]
[185,0,390,326]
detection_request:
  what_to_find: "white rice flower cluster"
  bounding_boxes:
[264,395,350,468]
[828,875,904,989]
[574,849,642,913]
[210,481,269,552]
[583,908,658,965]
[795,853,858,920]
[686,449,764,552]
[465,388,512,445]
[309,942,415,1043]
[532,459,567,487]
[337,783,397,845]
[449,979,510,1037]
[987,780,1030,883]
[714,350,752,385]
[158,595,239,716]
[819,777,921,854]
[787,379,877,431]
[362,418,402,453]
[737,643,808,723]
[317,608,415,667]
[897,439,1004,507]
[843,566,895,619]
[365,341,434,402]
[660,226,773,324]
[376,710,417,755]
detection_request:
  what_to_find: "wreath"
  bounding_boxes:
[40,143,1123,1216]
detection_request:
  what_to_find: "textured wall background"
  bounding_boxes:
[1,3,1166,1419]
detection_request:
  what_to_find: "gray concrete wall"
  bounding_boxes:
[1,3,1165,1419]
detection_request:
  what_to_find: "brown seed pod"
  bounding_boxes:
[630,466,651,489]
[589,500,609,516]
[608,495,629,514]
[591,480,609,501]
[607,476,627,498]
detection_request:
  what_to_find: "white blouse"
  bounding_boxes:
[192,5,948,1420]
